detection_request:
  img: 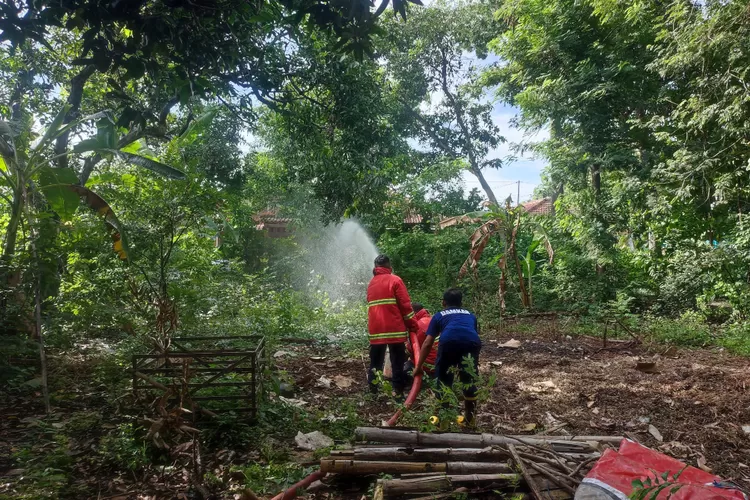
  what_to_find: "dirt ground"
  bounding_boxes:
[278,318,750,489]
[2,318,749,499]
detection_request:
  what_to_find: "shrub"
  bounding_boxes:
[645,311,712,347]
[718,322,750,356]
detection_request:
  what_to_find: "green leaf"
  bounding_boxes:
[65,184,130,260]
[119,140,142,154]
[34,104,72,151]
[673,466,688,480]
[37,167,81,221]
[219,212,239,244]
[178,108,218,142]
[101,150,186,179]
[96,118,117,149]
[73,137,106,153]
[54,111,113,143]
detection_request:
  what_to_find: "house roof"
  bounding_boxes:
[520,198,554,216]
[253,208,293,225]
[403,210,423,224]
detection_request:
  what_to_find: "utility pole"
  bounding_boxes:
[517,180,521,206]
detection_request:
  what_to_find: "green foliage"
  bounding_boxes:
[11,434,75,499]
[645,312,712,348]
[630,467,686,500]
[717,322,750,357]
[234,462,309,495]
[99,424,150,472]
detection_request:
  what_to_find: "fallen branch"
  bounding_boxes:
[526,462,577,495]
[509,444,544,500]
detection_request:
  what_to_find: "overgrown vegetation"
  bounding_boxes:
[3,0,750,497]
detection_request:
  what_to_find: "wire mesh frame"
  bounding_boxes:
[132,335,266,419]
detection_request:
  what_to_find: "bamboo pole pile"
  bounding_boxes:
[313,427,620,499]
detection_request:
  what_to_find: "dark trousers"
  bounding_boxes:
[435,343,481,401]
[369,343,407,394]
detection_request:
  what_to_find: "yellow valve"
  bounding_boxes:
[429,416,439,425]
[456,416,466,425]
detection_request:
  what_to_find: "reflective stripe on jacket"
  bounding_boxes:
[367,267,417,345]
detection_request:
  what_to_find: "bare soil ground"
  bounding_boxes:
[2,318,749,499]
[279,318,750,489]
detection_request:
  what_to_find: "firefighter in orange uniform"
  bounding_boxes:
[367,254,418,397]
[405,303,438,377]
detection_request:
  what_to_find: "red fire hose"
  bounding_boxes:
[271,332,424,500]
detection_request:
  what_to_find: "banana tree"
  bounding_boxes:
[439,201,553,313]
[0,105,186,268]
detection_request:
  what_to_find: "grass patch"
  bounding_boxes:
[233,462,309,495]
[717,322,750,356]
[644,311,712,347]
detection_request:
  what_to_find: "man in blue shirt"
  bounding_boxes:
[414,288,481,427]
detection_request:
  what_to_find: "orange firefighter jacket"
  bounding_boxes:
[366,267,418,345]
[406,308,439,370]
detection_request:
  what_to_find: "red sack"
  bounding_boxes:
[575,440,747,500]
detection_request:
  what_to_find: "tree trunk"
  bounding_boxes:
[2,186,23,265]
[471,166,499,206]
[54,65,96,169]
[438,55,499,206]
[590,164,601,195]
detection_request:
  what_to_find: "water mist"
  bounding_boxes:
[304,219,379,304]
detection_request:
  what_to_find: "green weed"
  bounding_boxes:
[99,423,150,472]
[718,322,750,356]
[645,311,712,347]
[233,462,309,495]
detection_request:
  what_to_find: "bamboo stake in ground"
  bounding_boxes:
[379,473,521,496]
[508,444,544,500]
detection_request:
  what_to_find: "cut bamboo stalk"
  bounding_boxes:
[334,446,510,462]
[447,462,513,474]
[320,459,445,475]
[509,444,544,500]
[332,447,599,464]
[357,427,621,445]
[354,427,602,452]
[379,473,521,496]
[319,459,512,475]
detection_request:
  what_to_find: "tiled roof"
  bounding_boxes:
[521,198,554,216]
[253,207,293,224]
[403,211,423,224]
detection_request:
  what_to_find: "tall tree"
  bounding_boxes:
[485,0,669,268]
[380,2,506,205]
